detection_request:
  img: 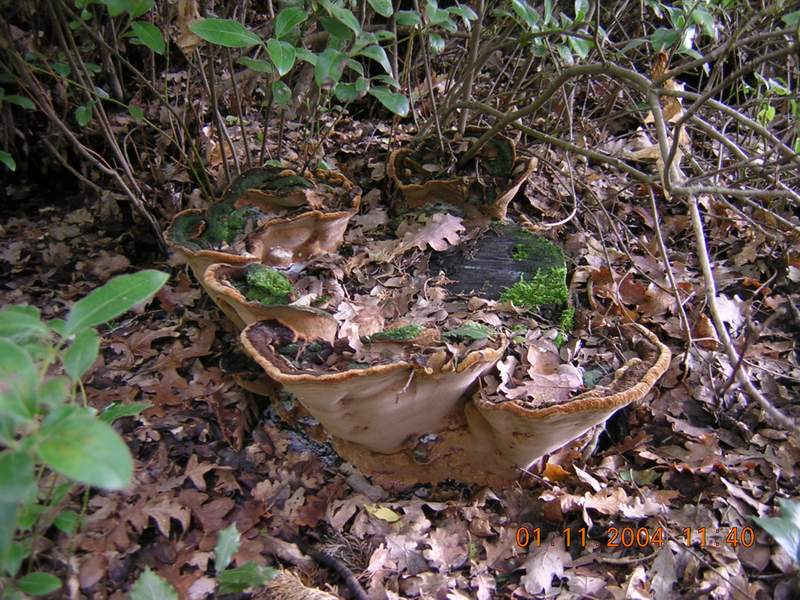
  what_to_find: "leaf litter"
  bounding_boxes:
[1,111,799,599]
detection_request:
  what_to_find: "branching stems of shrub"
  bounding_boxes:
[663,43,800,178]
[452,100,655,183]
[688,194,797,432]
[457,0,484,134]
[414,0,447,155]
[6,33,166,251]
[647,187,693,346]
[259,94,274,165]
[196,48,237,183]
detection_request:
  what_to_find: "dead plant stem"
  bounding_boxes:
[688,195,798,432]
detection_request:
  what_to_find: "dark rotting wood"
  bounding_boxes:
[428,223,566,301]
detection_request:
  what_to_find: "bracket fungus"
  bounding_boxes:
[325,324,671,488]
[241,318,507,455]
[204,263,339,340]
[165,165,360,321]
[467,324,671,472]
[388,128,536,220]
[173,141,671,488]
[230,199,673,487]
[165,165,361,291]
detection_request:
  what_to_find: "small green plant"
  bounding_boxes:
[0,270,168,597]
[130,523,277,597]
[646,0,723,58]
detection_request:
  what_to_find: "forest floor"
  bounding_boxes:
[2,118,799,599]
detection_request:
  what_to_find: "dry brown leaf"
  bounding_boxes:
[174,0,202,54]
[142,498,191,537]
[395,213,465,254]
[520,533,570,595]
[422,527,468,573]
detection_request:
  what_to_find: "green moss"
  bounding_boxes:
[168,212,207,250]
[222,165,312,203]
[510,233,565,265]
[205,204,252,245]
[511,243,531,261]
[240,264,293,305]
[311,294,332,308]
[501,267,569,309]
[169,202,254,251]
[364,324,424,343]
[170,167,314,252]
[559,306,575,331]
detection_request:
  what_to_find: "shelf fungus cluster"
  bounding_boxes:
[168,149,670,488]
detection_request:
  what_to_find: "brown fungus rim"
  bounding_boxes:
[241,319,507,385]
[472,323,671,419]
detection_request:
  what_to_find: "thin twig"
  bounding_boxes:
[688,195,798,432]
[648,187,693,345]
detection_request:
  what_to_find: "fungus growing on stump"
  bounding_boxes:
[165,165,360,323]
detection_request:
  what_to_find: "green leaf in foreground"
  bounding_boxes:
[130,567,178,600]
[271,80,293,109]
[0,150,16,171]
[63,270,168,337]
[131,21,165,54]
[37,408,133,489]
[369,86,409,116]
[17,572,61,596]
[63,328,100,380]
[0,305,49,342]
[753,499,800,564]
[189,18,262,48]
[0,450,36,503]
[266,39,296,77]
[274,6,307,39]
[214,523,241,574]
[218,562,278,594]
[368,0,394,18]
[0,338,37,421]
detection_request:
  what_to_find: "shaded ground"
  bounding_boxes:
[1,125,799,599]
